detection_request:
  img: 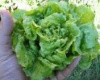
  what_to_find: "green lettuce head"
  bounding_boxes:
[11,1,100,80]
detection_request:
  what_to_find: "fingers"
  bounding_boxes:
[0,10,14,36]
[56,56,81,80]
[0,10,14,45]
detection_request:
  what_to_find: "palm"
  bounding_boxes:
[0,10,27,80]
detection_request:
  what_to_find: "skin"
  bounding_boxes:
[0,10,81,80]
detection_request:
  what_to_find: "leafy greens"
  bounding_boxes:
[11,1,100,80]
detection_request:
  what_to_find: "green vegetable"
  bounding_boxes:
[11,1,100,80]
[72,22,100,69]
[75,5,95,24]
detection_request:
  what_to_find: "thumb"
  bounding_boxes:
[0,10,14,55]
[54,56,81,80]
[0,10,14,36]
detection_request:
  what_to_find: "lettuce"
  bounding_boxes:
[11,1,100,80]
[72,22,100,69]
[76,5,95,24]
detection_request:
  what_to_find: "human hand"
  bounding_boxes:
[0,10,81,80]
[0,10,28,80]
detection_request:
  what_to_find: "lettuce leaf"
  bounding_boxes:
[72,22,100,69]
[76,5,95,24]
